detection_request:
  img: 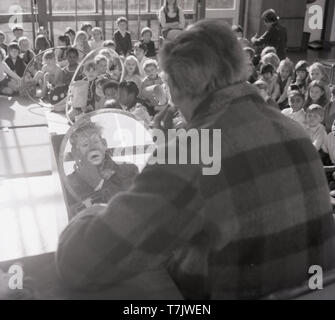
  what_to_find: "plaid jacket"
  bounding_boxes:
[56,82,335,299]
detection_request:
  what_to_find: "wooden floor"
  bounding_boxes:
[0,97,68,262]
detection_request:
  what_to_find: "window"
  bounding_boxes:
[206,0,236,9]
[0,0,31,13]
[51,0,96,13]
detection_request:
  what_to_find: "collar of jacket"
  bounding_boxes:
[188,81,259,128]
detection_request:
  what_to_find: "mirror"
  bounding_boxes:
[22,46,85,110]
[65,47,124,124]
[58,109,154,218]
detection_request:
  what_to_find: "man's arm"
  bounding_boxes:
[56,161,203,289]
[251,30,271,47]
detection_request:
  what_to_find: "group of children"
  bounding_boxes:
[233,25,335,189]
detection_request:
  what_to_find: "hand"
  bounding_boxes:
[153,105,175,133]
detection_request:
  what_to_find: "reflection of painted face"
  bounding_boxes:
[280,67,290,80]
[310,86,323,102]
[97,60,108,74]
[76,132,107,166]
[310,68,322,81]
[306,112,322,128]
[85,67,98,81]
[125,60,136,75]
[289,95,304,112]
[145,65,158,79]
[104,87,117,100]
[67,52,79,66]
[118,88,134,107]
[142,32,151,43]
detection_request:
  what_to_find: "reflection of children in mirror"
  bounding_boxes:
[67,120,138,202]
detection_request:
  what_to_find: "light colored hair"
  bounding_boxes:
[261,52,280,70]
[160,19,247,100]
[121,55,141,80]
[261,46,276,57]
[92,27,103,40]
[306,104,324,119]
[74,30,91,53]
[143,59,158,70]
[94,54,108,65]
[309,62,329,83]
[18,36,30,48]
[277,58,294,77]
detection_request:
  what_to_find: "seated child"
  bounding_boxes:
[304,80,329,110]
[5,42,26,77]
[18,37,35,65]
[304,104,327,152]
[94,77,109,110]
[281,90,306,127]
[82,60,98,112]
[67,119,138,204]
[56,35,71,67]
[141,59,163,90]
[99,48,122,81]
[114,17,132,57]
[12,26,23,43]
[94,54,111,79]
[34,50,63,98]
[89,27,104,50]
[260,63,280,101]
[261,52,280,70]
[34,34,51,55]
[140,27,156,58]
[0,31,8,54]
[134,42,149,78]
[62,47,81,85]
[291,60,309,97]
[276,58,294,109]
[121,55,142,90]
[118,81,152,125]
[0,48,21,95]
[254,79,280,110]
[308,62,331,101]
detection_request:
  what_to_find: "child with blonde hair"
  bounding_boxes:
[90,27,104,50]
[121,55,141,90]
[18,36,35,65]
[309,62,331,100]
[304,80,329,110]
[276,58,294,109]
[305,104,327,151]
[73,31,91,60]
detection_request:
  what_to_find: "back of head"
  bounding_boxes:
[160,19,247,100]
[262,9,279,23]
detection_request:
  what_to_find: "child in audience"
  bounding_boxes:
[18,37,35,65]
[118,80,151,125]
[291,60,309,96]
[34,50,63,98]
[260,63,280,100]
[5,42,26,77]
[304,80,329,110]
[103,80,119,102]
[114,17,132,57]
[261,52,280,70]
[134,42,149,78]
[305,104,327,152]
[281,90,306,127]
[244,46,257,68]
[62,47,80,85]
[81,23,93,40]
[99,48,122,81]
[82,60,98,112]
[0,48,21,95]
[94,77,109,109]
[121,55,141,90]
[12,26,23,42]
[73,31,91,60]
[323,120,335,165]
[141,59,163,90]
[103,40,116,51]
[65,27,76,45]
[254,79,280,110]
[0,31,8,53]
[309,62,331,100]
[34,34,50,54]
[57,35,71,67]
[140,27,156,58]
[90,27,104,50]
[324,87,335,133]
[261,46,277,57]
[232,25,250,48]
[94,54,111,79]
[276,58,294,109]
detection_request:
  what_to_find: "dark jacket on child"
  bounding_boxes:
[114,30,132,56]
[141,40,156,58]
[5,56,26,77]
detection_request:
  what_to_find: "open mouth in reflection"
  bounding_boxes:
[87,150,104,165]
